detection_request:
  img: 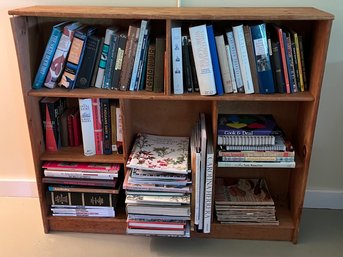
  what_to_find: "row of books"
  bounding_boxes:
[40,97,123,156]
[172,23,307,95]
[32,20,165,93]
[217,114,295,168]
[123,134,191,237]
[43,161,122,217]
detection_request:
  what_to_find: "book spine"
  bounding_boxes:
[250,24,275,94]
[111,34,128,90]
[103,34,119,89]
[217,150,295,157]
[75,35,101,88]
[189,25,216,95]
[129,20,148,91]
[220,143,286,151]
[275,26,291,93]
[42,177,117,188]
[44,170,117,180]
[94,28,116,88]
[110,101,117,152]
[298,35,307,90]
[91,98,103,155]
[207,25,224,95]
[153,37,166,93]
[225,45,237,92]
[233,24,254,94]
[219,156,294,162]
[203,135,214,233]
[67,110,75,146]
[293,32,305,91]
[78,98,96,156]
[217,135,275,146]
[171,27,184,94]
[182,36,194,93]
[145,43,156,91]
[71,109,82,146]
[44,22,82,88]
[116,105,123,154]
[271,41,286,93]
[32,23,66,89]
[217,161,296,168]
[90,37,104,87]
[101,99,112,155]
[215,35,233,93]
[284,32,297,93]
[119,26,140,91]
[135,28,150,90]
[188,38,200,92]
[226,31,244,93]
[41,100,60,151]
[60,111,69,147]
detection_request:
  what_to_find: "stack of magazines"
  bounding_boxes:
[124,133,191,237]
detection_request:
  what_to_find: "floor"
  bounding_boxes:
[0,197,342,257]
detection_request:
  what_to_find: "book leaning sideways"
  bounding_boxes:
[32,21,69,89]
[126,133,189,174]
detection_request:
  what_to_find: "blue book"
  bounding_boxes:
[250,24,275,94]
[32,21,68,89]
[206,25,224,95]
[282,32,295,93]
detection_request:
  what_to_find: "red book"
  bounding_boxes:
[71,109,82,146]
[66,109,75,146]
[92,98,103,154]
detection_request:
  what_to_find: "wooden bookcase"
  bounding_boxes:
[9,6,333,243]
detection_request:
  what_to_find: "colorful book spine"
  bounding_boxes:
[91,98,103,155]
[110,101,118,152]
[44,22,82,89]
[145,43,156,91]
[103,34,119,89]
[32,21,67,89]
[250,23,275,94]
[225,45,237,92]
[232,24,254,94]
[116,105,123,154]
[171,26,184,94]
[78,98,96,156]
[101,99,112,155]
[207,25,224,95]
[215,35,233,93]
[283,31,297,93]
[94,27,117,88]
[111,34,128,90]
[189,24,216,96]
[217,161,296,168]
[135,27,151,91]
[292,31,305,91]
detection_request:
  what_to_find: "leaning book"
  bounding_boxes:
[126,133,189,174]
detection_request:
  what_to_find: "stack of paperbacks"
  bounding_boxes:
[124,133,191,237]
[43,161,121,217]
[215,177,278,225]
[217,114,295,168]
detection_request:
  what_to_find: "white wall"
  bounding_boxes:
[1,0,342,197]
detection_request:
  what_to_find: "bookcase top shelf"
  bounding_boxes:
[8,6,334,20]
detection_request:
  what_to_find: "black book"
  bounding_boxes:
[182,35,194,93]
[101,99,112,155]
[188,37,199,92]
[111,33,128,90]
[90,37,104,87]
[153,37,166,93]
[271,41,286,93]
[75,35,102,88]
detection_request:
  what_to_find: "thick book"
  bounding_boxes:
[94,27,118,88]
[153,37,166,93]
[111,33,128,90]
[206,25,224,95]
[118,25,140,91]
[59,27,96,89]
[44,22,82,88]
[74,35,102,88]
[250,24,275,94]
[215,35,233,93]
[217,114,281,136]
[171,27,184,94]
[232,24,254,94]
[126,133,189,174]
[32,21,68,89]
[189,24,216,95]
[78,98,96,156]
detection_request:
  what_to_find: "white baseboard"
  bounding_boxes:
[0,179,38,197]
[304,189,343,209]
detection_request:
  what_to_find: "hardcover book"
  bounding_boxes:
[153,37,166,93]
[217,114,280,136]
[42,161,120,172]
[171,26,184,94]
[126,134,189,174]
[78,98,96,156]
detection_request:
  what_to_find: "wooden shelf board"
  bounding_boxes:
[192,206,294,241]
[9,6,334,20]
[28,88,315,102]
[40,146,124,163]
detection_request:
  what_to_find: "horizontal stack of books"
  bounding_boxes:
[215,178,278,225]
[217,114,295,168]
[43,161,122,217]
[124,133,191,237]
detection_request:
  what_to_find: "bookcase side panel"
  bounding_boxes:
[10,16,49,232]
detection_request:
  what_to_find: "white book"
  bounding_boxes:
[217,161,296,168]
[129,20,149,91]
[94,27,117,88]
[198,113,207,230]
[203,133,214,233]
[189,25,216,95]
[215,35,233,93]
[225,45,237,93]
[78,98,96,156]
[171,27,184,94]
[226,31,244,93]
[126,204,191,217]
[232,24,254,94]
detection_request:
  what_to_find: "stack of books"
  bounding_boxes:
[217,114,295,168]
[215,177,278,225]
[43,161,121,217]
[124,133,191,237]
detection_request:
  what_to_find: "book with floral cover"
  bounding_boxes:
[126,134,189,174]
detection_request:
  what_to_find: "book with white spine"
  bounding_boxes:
[171,26,184,94]
[215,35,233,93]
[225,45,237,93]
[78,98,96,156]
[189,24,216,95]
